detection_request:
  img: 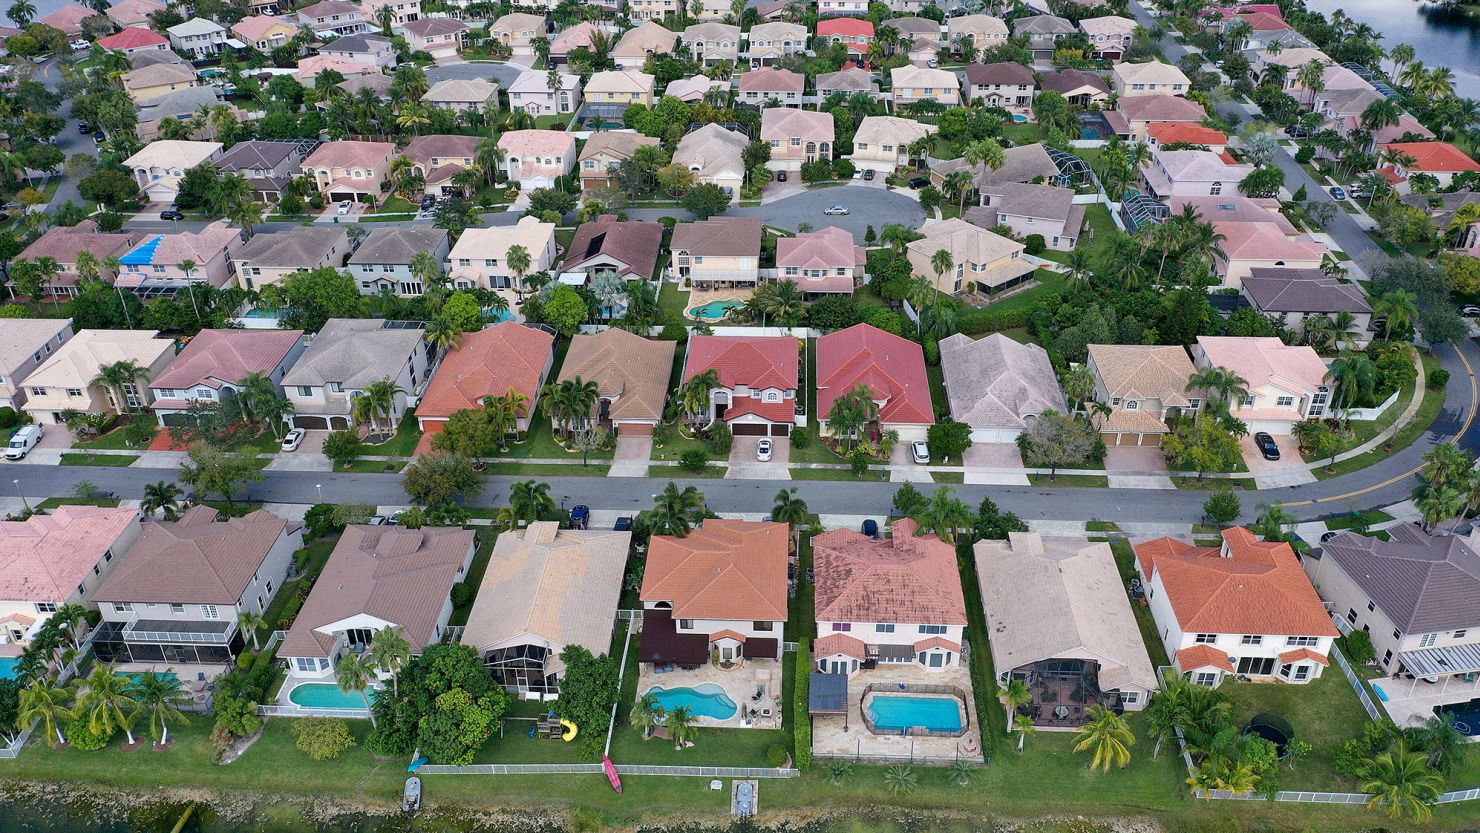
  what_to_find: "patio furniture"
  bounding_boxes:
[1054,705,1070,720]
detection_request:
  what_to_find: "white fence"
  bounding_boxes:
[418,762,799,778]
[1342,388,1400,421]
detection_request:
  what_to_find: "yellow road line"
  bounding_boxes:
[1281,345,1478,508]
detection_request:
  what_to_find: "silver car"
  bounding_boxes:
[823,204,850,215]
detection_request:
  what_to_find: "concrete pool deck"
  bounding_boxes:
[636,658,783,729]
[811,664,982,764]
[683,287,750,321]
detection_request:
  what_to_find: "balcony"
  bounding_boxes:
[122,614,236,645]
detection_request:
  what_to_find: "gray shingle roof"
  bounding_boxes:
[1322,526,1480,634]
[281,319,425,387]
[348,227,448,266]
[974,182,1079,223]
[964,61,1034,86]
[1242,268,1372,314]
[233,227,347,268]
[938,333,1065,429]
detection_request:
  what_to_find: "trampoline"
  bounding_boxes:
[1244,712,1295,758]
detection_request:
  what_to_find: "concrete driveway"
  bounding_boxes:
[962,443,1029,486]
[726,435,790,480]
[889,441,931,483]
[1241,434,1317,487]
[1104,446,1173,490]
[609,435,651,478]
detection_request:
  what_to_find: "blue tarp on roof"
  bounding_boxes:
[120,236,164,266]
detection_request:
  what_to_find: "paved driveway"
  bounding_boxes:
[962,442,1029,486]
[889,442,931,483]
[609,435,651,478]
[727,435,790,480]
[1104,446,1173,489]
[1240,434,1318,487]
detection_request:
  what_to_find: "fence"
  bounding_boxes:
[814,751,979,768]
[418,763,799,778]
[1329,640,1383,721]
[0,626,99,758]
[258,704,370,719]
[859,682,971,738]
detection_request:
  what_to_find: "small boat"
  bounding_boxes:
[602,755,623,794]
[407,755,428,772]
[402,776,422,814]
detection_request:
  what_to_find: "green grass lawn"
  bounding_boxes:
[1323,509,1395,531]
[1314,356,1444,480]
[362,412,423,458]
[494,340,615,463]
[484,462,611,476]
[977,269,1065,316]
[334,459,406,474]
[1219,670,1372,792]
[377,197,417,214]
[259,538,336,636]
[1172,476,1257,490]
[37,497,121,509]
[932,471,964,483]
[658,281,690,321]
[58,453,137,467]
[1107,540,1172,669]
[448,526,497,627]
[1027,474,1108,487]
[790,467,889,481]
[73,419,156,450]
[1002,122,1047,145]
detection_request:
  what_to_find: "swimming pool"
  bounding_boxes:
[0,657,18,680]
[867,694,964,734]
[645,683,738,720]
[488,308,517,323]
[289,682,376,710]
[1012,114,1029,123]
[688,299,744,320]
[116,671,179,686]
[1080,127,1103,140]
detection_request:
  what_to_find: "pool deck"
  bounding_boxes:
[1373,673,1480,728]
[636,658,783,729]
[811,664,983,765]
[684,287,750,321]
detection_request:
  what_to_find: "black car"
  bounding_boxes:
[159,210,184,221]
[862,169,875,181]
[775,170,787,182]
[1253,431,1280,461]
[613,516,633,532]
[908,176,930,189]
[420,194,436,211]
[77,121,90,134]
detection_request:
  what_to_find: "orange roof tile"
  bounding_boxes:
[1380,142,1480,173]
[817,324,935,428]
[416,323,554,419]
[1279,647,1329,667]
[684,335,798,392]
[815,632,869,659]
[1147,122,1227,146]
[1177,644,1234,673]
[640,520,789,622]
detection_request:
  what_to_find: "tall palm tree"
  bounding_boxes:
[237,610,265,650]
[1360,97,1402,139]
[354,377,406,438]
[1073,705,1135,771]
[1388,43,1415,85]
[1294,59,1326,106]
[667,704,697,749]
[237,371,284,429]
[750,280,806,327]
[930,248,954,295]
[770,487,809,551]
[648,481,706,538]
[130,671,191,747]
[679,369,721,426]
[1372,289,1418,340]
[1328,354,1377,412]
[1186,366,1249,418]
[506,244,533,291]
[1061,247,1093,291]
[425,318,464,360]
[630,693,664,740]
[507,479,555,527]
[369,626,411,696]
[998,678,1032,727]
[916,487,972,544]
[334,653,377,727]
[90,360,149,416]
[18,678,75,747]
[1060,366,1095,413]
[1359,740,1444,821]
[81,664,140,746]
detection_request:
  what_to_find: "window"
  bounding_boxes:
[35,602,56,613]
[29,387,43,396]
[832,622,852,632]
[202,604,218,619]
[265,580,273,594]
[170,604,185,615]
[919,624,947,635]
[1193,672,1218,686]
[1194,633,1217,644]
[1421,632,1438,648]
[1276,396,1294,407]
[113,603,130,613]
[1121,691,1139,705]
[1347,608,1358,624]
[1210,181,1223,196]
[1457,629,1468,639]
[1383,649,1393,665]
[1239,634,1263,646]
[753,621,772,631]
[1368,600,1375,612]
[92,565,99,576]
[1285,636,1318,647]
[66,387,82,397]
[678,618,693,629]
[876,623,895,633]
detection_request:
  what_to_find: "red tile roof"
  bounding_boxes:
[722,396,796,423]
[815,632,869,659]
[98,27,168,49]
[641,520,789,621]
[150,328,303,393]
[816,323,934,427]
[817,17,873,37]
[1147,122,1227,146]
[684,334,798,392]
[1177,644,1234,673]
[1380,141,1480,173]
[813,519,966,625]
[1135,527,1338,638]
[1279,647,1329,667]
[417,322,554,419]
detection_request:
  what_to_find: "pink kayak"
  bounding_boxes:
[603,755,623,794]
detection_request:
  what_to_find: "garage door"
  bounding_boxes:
[970,428,1019,444]
[732,423,768,436]
[769,423,790,436]
[618,422,653,436]
[293,416,330,430]
[1101,432,1120,446]
[1140,434,1162,447]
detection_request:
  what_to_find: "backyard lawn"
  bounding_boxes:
[658,281,690,321]
[1219,670,1373,792]
[1313,355,1444,480]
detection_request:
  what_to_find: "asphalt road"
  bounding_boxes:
[31,56,97,213]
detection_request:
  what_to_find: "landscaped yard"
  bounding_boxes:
[59,453,136,467]
[658,281,690,321]
[362,412,423,458]
[1313,355,1444,480]
[447,526,497,627]
[1027,474,1109,487]
[73,418,156,450]
[1107,540,1172,669]
[1219,670,1373,792]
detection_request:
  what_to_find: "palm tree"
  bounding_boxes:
[410,251,444,297]
[236,610,265,650]
[334,653,377,727]
[749,280,806,327]
[917,487,972,544]
[1295,59,1326,106]
[49,603,88,654]
[1013,714,1037,751]
[425,318,464,360]
[1414,482,1466,533]
[630,693,664,740]
[1073,705,1136,771]
[90,360,148,415]
[238,371,284,430]
[1372,290,1418,340]
[679,369,721,426]
[648,481,707,538]
[883,766,918,794]
[947,759,976,787]
[1408,712,1469,775]
[369,626,411,696]
[1144,683,1185,760]
[667,704,697,749]
[1186,366,1249,418]
[506,244,533,291]
[1388,43,1415,85]
[1060,366,1095,413]
[80,664,139,747]
[130,671,191,747]
[1061,247,1093,291]
[771,487,809,551]
[1359,740,1444,821]
[930,248,954,295]
[354,377,406,439]
[999,678,1032,718]
[1328,355,1377,412]
[18,678,75,747]
[1360,97,1402,138]
[826,760,852,785]
[507,479,556,527]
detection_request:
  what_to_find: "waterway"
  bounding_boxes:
[1299,0,1480,99]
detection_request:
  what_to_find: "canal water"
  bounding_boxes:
[1299,0,1480,99]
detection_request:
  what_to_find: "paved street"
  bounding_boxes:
[31,57,98,213]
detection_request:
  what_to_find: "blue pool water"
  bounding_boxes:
[0,657,18,680]
[244,307,282,319]
[688,300,744,319]
[1012,114,1029,123]
[868,694,963,733]
[645,683,738,720]
[1080,127,1103,140]
[289,682,376,710]
[117,671,179,686]
[489,308,517,323]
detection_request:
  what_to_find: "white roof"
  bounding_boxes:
[124,140,222,169]
[168,17,225,36]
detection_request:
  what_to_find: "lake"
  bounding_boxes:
[1300,0,1480,99]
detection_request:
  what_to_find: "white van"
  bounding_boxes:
[5,425,43,460]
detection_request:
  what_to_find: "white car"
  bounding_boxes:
[757,438,773,462]
[823,204,849,215]
[280,427,306,452]
[337,200,353,215]
[911,440,930,465]
[69,39,89,51]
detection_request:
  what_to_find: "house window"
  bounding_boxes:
[1276,396,1294,407]
[66,388,82,397]
[678,618,693,629]
[1239,395,1255,407]
[1382,649,1393,665]
[1420,632,1438,648]
[1121,691,1139,705]
[1194,633,1217,644]
[170,604,185,615]
[832,622,852,631]
[1210,181,1223,195]
[1285,636,1318,647]
[266,580,274,594]
[1368,600,1375,612]
[330,382,343,393]
[753,621,772,631]
[876,624,895,633]
[1394,628,1402,640]
[297,386,312,397]
[1456,629,1468,639]
[1239,634,1263,646]
[919,624,947,635]
[1347,608,1358,624]
[1193,671,1218,686]
[113,603,131,613]
[202,604,218,619]
[35,602,56,614]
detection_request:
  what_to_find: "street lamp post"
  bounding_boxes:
[315,483,323,503]
[13,479,29,514]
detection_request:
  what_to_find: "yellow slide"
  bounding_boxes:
[560,719,578,742]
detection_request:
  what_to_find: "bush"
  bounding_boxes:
[65,718,112,751]
[1428,369,1450,389]
[1342,629,1375,664]
[923,335,940,366]
[277,593,306,629]
[1203,490,1241,525]
[832,158,855,179]
[0,407,16,429]
[303,503,342,538]
[236,651,254,670]
[679,447,708,472]
[1023,234,1046,255]
[703,422,733,455]
[659,321,688,341]
[1294,144,1315,164]
[766,742,789,768]
[292,717,357,760]
[790,427,811,449]
[450,581,474,609]
[323,429,364,467]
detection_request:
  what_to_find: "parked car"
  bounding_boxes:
[756,438,773,461]
[908,176,929,189]
[1328,186,1347,201]
[368,514,389,525]
[336,200,353,215]
[775,170,787,182]
[77,121,90,134]
[862,169,875,181]
[862,518,880,538]
[69,39,89,50]
[823,204,849,215]
[926,58,939,68]
[5,425,43,460]
[420,194,436,211]
[613,516,633,532]
[1253,432,1281,461]
[570,504,589,529]
[911,440,930,465]
[851,170,862,180]
[159,210,184,221]
[1462,306,1480,317]
[281,428,306,452]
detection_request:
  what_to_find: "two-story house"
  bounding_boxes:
[321,33,396,68]
[817,323,933,440]
[115,222,243,291]
[422,78,500,113]
[761,107,833,173]
[301,140,395,203]
[507,69,581,116]
[1139,149,1254,200]
[231,227,349,292]
[963,61,1034,108]
[416,321,554,445]
[746,20,807,67]
[612,21,676,68]
[105,0,163,30]
[297,0,366,37]
[577,131,661,191]
[214,139,317,203]
[489,12,547,55]
[681,21,740,67]
[497,130,576,190]
[97,27,170,56]
[446,216,557,292]
[1191,336,1331,434]
[890,65,961,108]
[1145,122,1228,154]
[0,319,74,412]
[775,226,864,296]
[401,134,480,199]
[0,507,142,648]
[92,508,302,665]
[625,0,678,21]
[1215,221,1327,289]
[672,124,748,201]
[1079,15,1136,61]
[1241,267,1374,346]
[670,217,763,290]
[813,519,967,676]
[682,333,796,435]
[583,69,656,118]
[361,0,421,29]
[816,67,879,100]
[1012,14,1075,61]
[347,227,451,296]
[1112,60,1191,97]
[1380,142,1480,193]
[280,319,429,431]
[738,67,804,107]
[968,182,1086,251]
[1115,93,1208,141]
[817,17,873,57]
[561,215,664,281]
[639,520,789,665]
[1136,528,1338,686]
[402,17,467,60]
[949,14,1008,51]
[125,141,224,204]
[549,21,598,64]
[13,221,138,299]
[121,63,198,104]
[905,218,1033,295]
[21,330,176,425]
[148,328,307,427]
[167,18,228,57]
[890,16,941,63]
[1085,343,1197,447]
[278,526,476,691]
[848,116,937,173]
[232,15,301,52]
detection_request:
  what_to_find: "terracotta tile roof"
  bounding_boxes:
[914,635,962,652]
[817,18,873,37]
[1380,141,1480,173]
[722,396,795,422]
[280,525,476,657]
[558,328,674,423]
[1177,644,1234,673]
[1088,344,1194,404]
[684,334,797,392]
[760,107,834,144]
[813,519,965,625]
[775,226,863,272]
[739,67,804,93]
[497,129,575,157]
[562,215,663,279]
[1216,221,1326,267]
[303,140,394,170]
[1279,647,1329,667]
[814,632,869,660]
[417,322,554,419]
[98,26,166,50]
[150,328,302,392]
[817,323,934,427]
[0,507,139,603]
[640,520,789,622]
[1147,122,1227,145]
[1118,94,1207,122]
[549,21,596,53]
[1134,527,1339,637]
[94,508,296,604]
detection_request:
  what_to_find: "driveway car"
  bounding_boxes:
[337,200,353,215]
[908,176,929,189]
[1462,306,1480,317]
[862,169,875,181]
[1328,186,1347,201]
[1253,432,1280,461]
[911,440,930,464]
[280,428,306,452]
[159,210,184,221]
[757,438,773,461]
[570,505,589,529]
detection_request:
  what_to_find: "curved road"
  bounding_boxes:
[14,338,1477,526]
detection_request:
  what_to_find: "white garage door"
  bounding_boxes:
[969,428,1020,444]
[1246,420,1295,436]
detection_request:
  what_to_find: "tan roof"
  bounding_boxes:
[447,216,556,279]
[949,14,1008,38]
[976,532,1158,693]
[422,78,499,104]
[124,140,221,170]
[1087,343,1195,404]
[907,218,1023,264]
[26,329,173,390]
[491,12,545,33]
[760,107,834,143]
[641,520,789,621]
[853,115,937,148]
[673,123,747,179]
[0,506,139,603]
[280,525,476,657]
[1112,60,1190,87]
[613,21,675,57]
[1079,15,1136,37]
[813,519,966,625]
[578,131,660,164]
[670,216,763,257]
[558,328,675,423]
[0,319,70,372]
[890,64,959,91]
[586,69,655,95]
[303,140,395,170]
[461,522,629,677]
[94,508,296,605]
[122,62,196,90]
